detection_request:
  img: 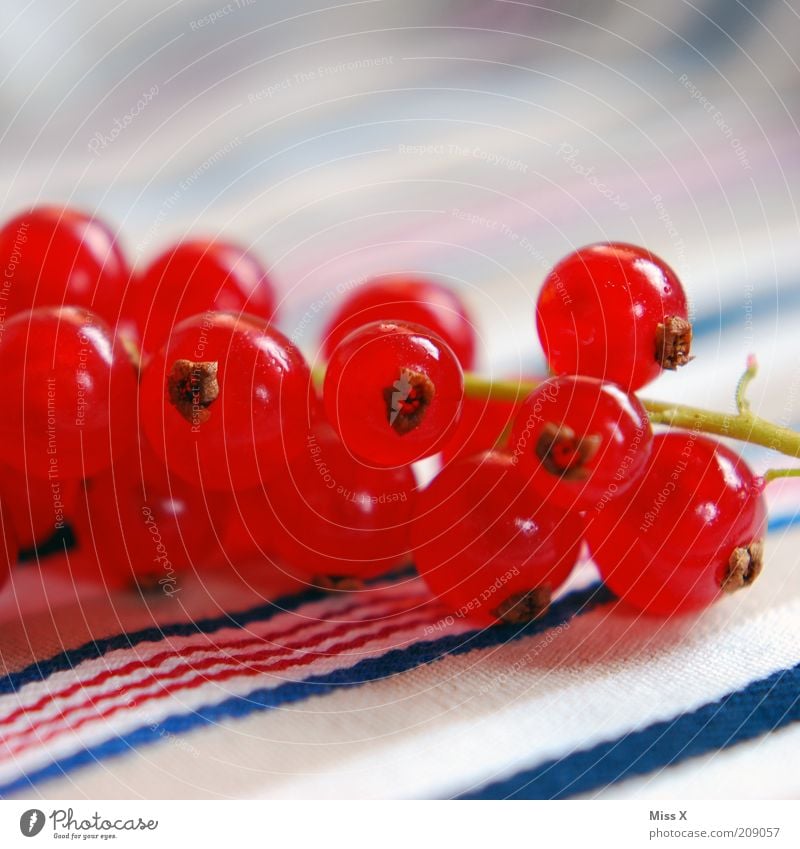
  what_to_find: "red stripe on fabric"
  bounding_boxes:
[1,607,446,761]
[0,588,426,729]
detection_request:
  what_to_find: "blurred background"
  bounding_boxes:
[1,0,798,400]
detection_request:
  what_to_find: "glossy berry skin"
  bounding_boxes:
[509,375,652,511]
[323,320,464,467]
[0,465,79,551]
[237,422,417,582]
[140,311,312,491]
[536,243,691,391]
[0,307,138,480]
[222,489,280,564]
[133,239,277,354]
[441,384,533,465]
[586,433,767,616]
[322,276,476,369]
[413,452,583,626]
[74,450,226,590]
[0,206,129,325]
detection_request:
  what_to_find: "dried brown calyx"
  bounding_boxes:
[383,368,435,435]
[536,423,601,480]
[493,586,552,624]
[656,315,693,370]
[720,540,764,593]
[168,359,220,425]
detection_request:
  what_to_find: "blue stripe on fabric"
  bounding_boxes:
[0,565,416,696]
[691,285,790,343]
[675,0,774,65]
[0,583,613,797]
[3,511,798,697]
[3,509,799,795]
[458,659,800,800]
[761,510,800,533]
[0,586,325,696]
[0,568,417,696]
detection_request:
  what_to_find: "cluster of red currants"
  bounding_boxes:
[0,207,766,622]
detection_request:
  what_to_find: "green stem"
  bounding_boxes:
[762,467,800,484]
[735,354,759,414]
[462,372,800,462]
[316,366,800,470]
[462,372,540,403]
[641,402,800,459]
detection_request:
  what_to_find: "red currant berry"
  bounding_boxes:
[74,449,227,591]
[586,432,766,616]
[238,422,416,584]
[536,242,691,391]
[508,375,652,511]
[0,495,17,590]
[140,312,312,491]
[441,383,533,465]
[322,276,476,369]
[0,465,79,551]
[0,206,129,325]
[222,488,280,564]
[0,307,138,480]
[323,320,463,467]
[132,239,277,354]
[413,451,583,625]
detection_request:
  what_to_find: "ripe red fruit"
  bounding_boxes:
[586,432,767,616]
[0,465,79,551]
[140,312,313,491]
[0,206,129,325]
[74,450,226,591]
[441,384,532,465]
[413,451,583,625]
[323,320,464,467]
[0,495,17,590]
[236,422,416,583]
[508,375,652,511]
[322,276,476,369]
[536,242,691,391]
[0,307,138,480]
[132,239,277,354]
[221,489,280,564]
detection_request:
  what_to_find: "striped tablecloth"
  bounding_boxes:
[1,0,799,799]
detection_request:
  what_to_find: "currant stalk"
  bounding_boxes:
[458,360,800,477]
